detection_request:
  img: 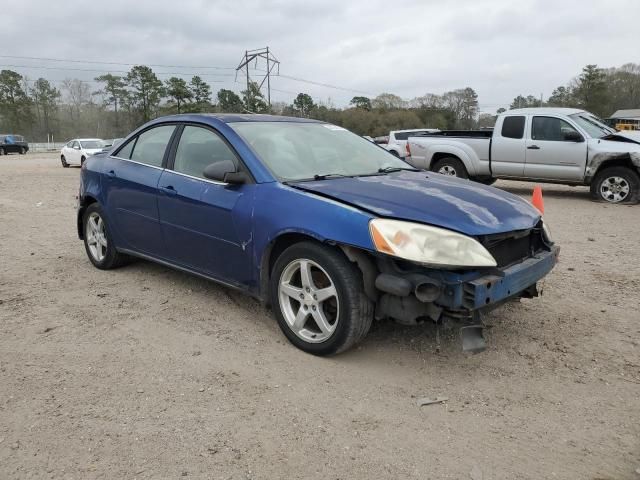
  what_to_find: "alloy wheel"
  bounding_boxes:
[600,176,630,203]
[438,165,458,176]
[85,212,108,262]
[278,258,339,343]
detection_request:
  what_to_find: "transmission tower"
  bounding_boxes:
[235,47,280,108]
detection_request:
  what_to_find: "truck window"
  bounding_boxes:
[501,116,525,139]
[532,117,580,142]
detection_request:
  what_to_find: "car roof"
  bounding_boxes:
[506,107,586,116]
[74,138,103,142]
[151,113,324,124]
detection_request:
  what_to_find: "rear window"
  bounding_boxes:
[394,131,431,141]
[501,116,525,139]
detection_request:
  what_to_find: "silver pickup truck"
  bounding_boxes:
[407,107,640,204]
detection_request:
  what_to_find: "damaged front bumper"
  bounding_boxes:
[373,245,560,350]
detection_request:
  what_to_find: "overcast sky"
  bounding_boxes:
[2,0,639,112]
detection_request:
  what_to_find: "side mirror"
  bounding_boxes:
[564,131,584,142]
[203,160,248,184]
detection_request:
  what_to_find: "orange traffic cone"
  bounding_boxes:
[532,185,544,214]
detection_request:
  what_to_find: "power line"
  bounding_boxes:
[0,63,235,77]
[0,54,236,70]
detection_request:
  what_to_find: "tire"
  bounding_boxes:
[389,150,400,157]
[590,166,639,204]
[61,155,69,168]
[0,147,4,156]
[80,156,86,165]
[269,241,373,356]
[19,147,26,155]
[432,157,469,179]
[82,203,129,269]
[475,176,497,186]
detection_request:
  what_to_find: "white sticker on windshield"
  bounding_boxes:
[323,124,347,131]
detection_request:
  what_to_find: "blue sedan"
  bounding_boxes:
[77,114,559,355]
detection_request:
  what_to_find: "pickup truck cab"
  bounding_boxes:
[385,128,439,158]
[407,108,640,204]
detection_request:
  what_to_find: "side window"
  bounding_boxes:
[129,125,175,167]
[115,138,135,159]
[532,117,579,142]
[501,116,525,139]
[394,132,409,141]
[173,126,237,179]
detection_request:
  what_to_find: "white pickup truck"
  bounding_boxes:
[407,107,640,204]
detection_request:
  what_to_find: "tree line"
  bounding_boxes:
[0,63,638,142]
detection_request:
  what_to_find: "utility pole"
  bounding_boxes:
[235,47,280,110]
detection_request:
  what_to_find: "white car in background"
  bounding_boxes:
[60,139,105,167]
[385,128,439,157]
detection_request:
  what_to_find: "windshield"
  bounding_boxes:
[569,113,616,138]
[230,122,410,181]
[80,140,104,149]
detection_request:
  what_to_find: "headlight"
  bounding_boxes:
[542,220,553,243]
[369,218,497,268]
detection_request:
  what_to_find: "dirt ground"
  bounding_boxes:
[1,152,638,480]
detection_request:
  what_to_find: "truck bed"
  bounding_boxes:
[411,130,493,139]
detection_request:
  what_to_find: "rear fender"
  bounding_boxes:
[423,143,479,176]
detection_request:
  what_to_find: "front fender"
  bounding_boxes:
[251,182,376,295]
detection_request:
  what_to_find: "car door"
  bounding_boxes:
[156,124,254,286]
[491,115,527,176]
[102,124,177,258]
[524,116,587,181]
[70,141,82,164]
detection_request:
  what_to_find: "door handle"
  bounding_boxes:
[159,185,177,196]
[527,145,540,150]
[106,170,116,178]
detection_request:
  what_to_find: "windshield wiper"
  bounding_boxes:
[377,166,420,173]
[312,173,352,180]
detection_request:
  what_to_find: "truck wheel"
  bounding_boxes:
[433,157,468,179]
[590,167,639,204]
[270,241,373,356]
[19,147,26,155]
[475,177,497,185]
[0,147,4,155]
[389,150,400,157]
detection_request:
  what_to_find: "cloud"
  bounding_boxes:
[1,0,638,111]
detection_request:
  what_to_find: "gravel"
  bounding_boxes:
[1,153,639,479]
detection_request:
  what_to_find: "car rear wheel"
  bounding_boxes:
[591,166,639,204]
[83,203,129,269]
[270,241,373,356]
[433,157,469,179]
[0,147,4,156]
[61,155,69,168]
[19,147,25,154]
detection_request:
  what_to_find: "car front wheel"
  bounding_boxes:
[591,166,639,204]
[270,242,373,356]
[83,203,129,269]
[0,147,4,155]
[61,155,69,168]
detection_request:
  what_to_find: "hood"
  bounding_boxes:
[292,171,541,236]
[603,131,640,144]
[84,148,104,155]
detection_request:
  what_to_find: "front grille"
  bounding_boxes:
[477,226,547,268]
